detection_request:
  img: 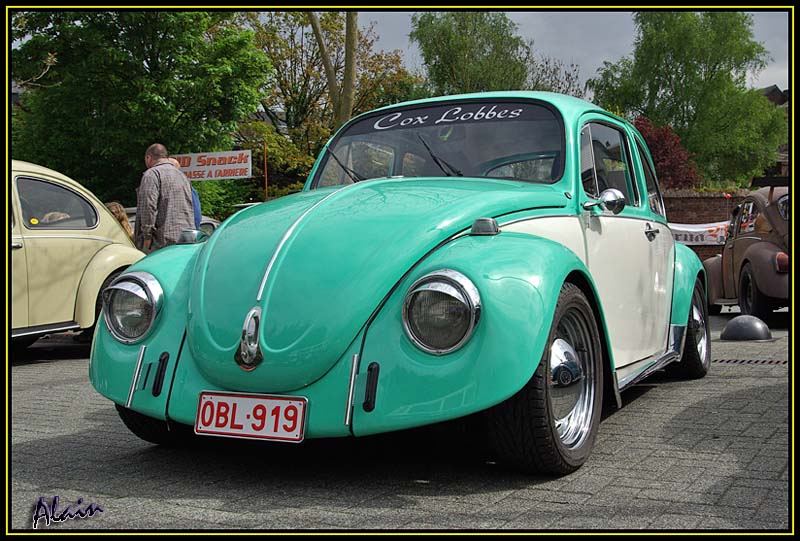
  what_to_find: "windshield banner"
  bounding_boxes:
[668,221,730,245]
[345,101,555,135]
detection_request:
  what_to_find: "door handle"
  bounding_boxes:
[644,223,660,241]
[11,242,23,250]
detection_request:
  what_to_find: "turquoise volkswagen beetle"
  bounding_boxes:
[90,92,710,475]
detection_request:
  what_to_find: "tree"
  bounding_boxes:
[409,12,584,97]
[588,12,787,186]
[234,11,427,178]
[633,117,701,189]
[308,11,357,130]
[11,11,271,205]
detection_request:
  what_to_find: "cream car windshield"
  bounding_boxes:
[313,100,564,188]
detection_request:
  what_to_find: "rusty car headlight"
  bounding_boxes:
[102,272,164,344]
[402,269,481,355]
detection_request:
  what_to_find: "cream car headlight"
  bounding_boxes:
[102,272,164,344]
[402,269,481,355]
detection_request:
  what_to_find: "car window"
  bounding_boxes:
[726,206,740,240]
[579,126,598,197]
[587,123,637,205]
[777,195,789,221]
[17,177,98,230]
[635,139,666,218]
[485,154,557,182]
[738,201,757,234]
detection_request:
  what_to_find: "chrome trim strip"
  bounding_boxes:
[11,322,81,338]
[257,186,353,302]
[125,345,147,408]
[617,324,686,391]
[344,354,360,426]
[16,235,115,243]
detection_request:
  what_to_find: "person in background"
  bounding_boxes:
[105,201,134,242]
[135,143,195,253]
[168,157,202,229]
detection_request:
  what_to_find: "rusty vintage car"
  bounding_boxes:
[703,177,789,318]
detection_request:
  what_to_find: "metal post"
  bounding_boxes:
[264,140,269,201]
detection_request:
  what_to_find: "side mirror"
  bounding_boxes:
[582,188,626,215]
[177,229,209,244]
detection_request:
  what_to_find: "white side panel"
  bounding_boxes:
[503,214,669,369]
[502,216,587,264]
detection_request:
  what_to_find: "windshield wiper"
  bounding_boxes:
[417,134,463,177]
[325,147,365,183]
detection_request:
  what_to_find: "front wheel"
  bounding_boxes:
[115,405,193,446]
[485,282,603,475]
[667,278,711,379]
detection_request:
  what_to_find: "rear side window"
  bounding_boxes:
[738,201,757,234]
[635,140,666,218]
[17,177,98,229]
[777,195,789,221]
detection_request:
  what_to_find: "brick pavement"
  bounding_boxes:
[9,310,791,531]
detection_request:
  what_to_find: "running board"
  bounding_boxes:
[616,325,687,393]
[12,321,81,339]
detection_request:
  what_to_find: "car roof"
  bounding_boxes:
[751,186,788,204]
[12,160,87,191]
[12,159,107,207]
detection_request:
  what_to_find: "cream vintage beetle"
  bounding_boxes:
[11,160,144,350]
[90,92,710,475]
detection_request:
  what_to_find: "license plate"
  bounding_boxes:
[194,391,307,442]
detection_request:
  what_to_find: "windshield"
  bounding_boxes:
[312,100,565,188]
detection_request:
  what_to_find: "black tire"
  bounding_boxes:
[75,268,125,342]
[484,282,603,476]
[667,278,711,379]
[115,404,193,446]
[738,262,772,319]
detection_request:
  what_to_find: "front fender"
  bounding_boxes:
[75,243,144,328]
[671,243,705,326]
[352,232,596,436]
[89,244,202,420]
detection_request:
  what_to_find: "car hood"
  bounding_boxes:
[187,177,567,392]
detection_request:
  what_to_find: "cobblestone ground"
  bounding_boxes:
[9,310,791,531]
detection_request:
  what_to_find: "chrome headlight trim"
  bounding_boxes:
[102,271,164,344]
[402,269,481,355]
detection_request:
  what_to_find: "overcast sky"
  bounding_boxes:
[359,10,790,91]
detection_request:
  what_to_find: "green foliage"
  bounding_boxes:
[193,178,256,220]
[588,12,787,187]
[269,181,305,199]
[410,12,584,97]
[11,11,271,206]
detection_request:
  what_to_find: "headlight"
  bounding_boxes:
[102,272,164,344]
[402,269,481,355]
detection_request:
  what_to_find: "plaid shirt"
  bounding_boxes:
[135,160,195,252]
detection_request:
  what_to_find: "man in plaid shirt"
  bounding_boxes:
[135,143,196,253]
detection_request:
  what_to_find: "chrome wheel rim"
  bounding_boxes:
[548,307,595,449]
[691,291,709,367]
